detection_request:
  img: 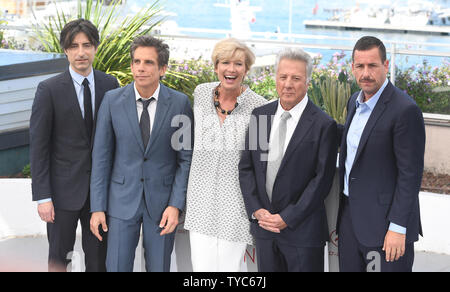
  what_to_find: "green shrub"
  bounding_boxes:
[395,59,450,114]
[309,75,351,125]
[163,58,218,103]
[0,12,7,48]
[22,164,31,178]
[247,67,277,100]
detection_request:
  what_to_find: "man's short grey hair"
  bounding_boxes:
[275,48,313,82]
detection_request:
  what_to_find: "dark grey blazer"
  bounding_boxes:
[30,69,119,211]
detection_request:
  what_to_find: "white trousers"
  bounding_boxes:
[189,231,248,272]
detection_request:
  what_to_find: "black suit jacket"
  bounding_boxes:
[239,99,338,247]
[30,69,119,211]
[337,81,425,247]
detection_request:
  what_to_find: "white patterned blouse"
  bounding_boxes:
[183,82,269,245]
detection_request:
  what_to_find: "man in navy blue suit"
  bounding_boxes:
[30,19,119,272]
[337,36,426,272]
[239,48,338,272]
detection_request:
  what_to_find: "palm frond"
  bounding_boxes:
[33,0,166,84]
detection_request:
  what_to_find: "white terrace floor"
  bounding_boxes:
[0,236,449,272]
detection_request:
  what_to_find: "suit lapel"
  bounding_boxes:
[91,70,107,148]
[260,101,278,176]
[339,93,358,170]
[93,70,105,122]
[352,82,394,166]
[146,83,170,155]
[62,70,89,143]
[122,83,145,153]
[277,100,316,173]
[255,101,277,207]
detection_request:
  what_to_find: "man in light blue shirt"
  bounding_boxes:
[337,36,425,272]
[30,19,119,272]
[343,78,405,235]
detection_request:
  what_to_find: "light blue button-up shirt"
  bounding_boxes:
[70,66,95,120]
[343,78,406,235]
[37,67,95,205]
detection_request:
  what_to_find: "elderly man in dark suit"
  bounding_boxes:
[239,48,338,272]
[337,36,426,272]
[30,19,119,272]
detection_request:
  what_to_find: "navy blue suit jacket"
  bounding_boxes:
[239,99,338,247]
[337,81,425,247]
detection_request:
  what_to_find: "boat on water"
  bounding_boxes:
[304,0,450,35]
[214,0,261,39]
[428,7,450,26]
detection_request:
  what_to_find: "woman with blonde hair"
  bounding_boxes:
[184,38,268,272]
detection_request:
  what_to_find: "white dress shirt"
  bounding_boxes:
[249,95,308,219]
[134,82,160,136]
[269,95,309,155]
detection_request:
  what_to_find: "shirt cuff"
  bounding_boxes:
[389,222,407,235]
[37,198,52,205]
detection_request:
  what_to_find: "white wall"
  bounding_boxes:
[0,179,46,238]
[0,73,59,133]
[416,192,450,255]
[0,178,257,271]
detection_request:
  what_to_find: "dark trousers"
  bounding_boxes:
[338,196,415,272]
[47,198,107,272]
[255,238,324,272]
